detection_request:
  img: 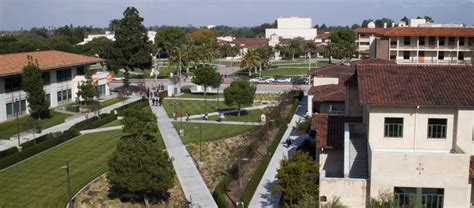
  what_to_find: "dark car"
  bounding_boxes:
[293,77,310,85]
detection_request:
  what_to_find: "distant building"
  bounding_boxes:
[77,31,157,45]
[0,50,110,122]
[265,17,317,40]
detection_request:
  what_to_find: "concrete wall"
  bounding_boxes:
[320,149,344,178]
[277,17,312,29]
[374,38,389,60]
[320,178,368,208]
[265,28,317,40]
[313,77,339,86]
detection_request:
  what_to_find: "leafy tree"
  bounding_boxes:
[240,49,261,76]
[154,26,186,55]
[187,28,217,46]
[122,105,158,137]
[107,7,153,93]
[255,45,274,76]
[367,190,396,208]
[330,28,356,61]
[289,194,320,208]
[108,135,175,207]
[304,41,316,56]
[223,80,256,116]
[191,65,222,113]
[21,56,50,119]
[288,37,304,60]
[400,16,409,23]
[374,18,394,28]
[423,16,434,23]
[273,152,319,205]
[76,65,97,108]
[75,37,113,58]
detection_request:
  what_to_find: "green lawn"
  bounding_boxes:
[0,130,124,207]
[99,97,126,109]
[205,109,264,122]
[261,61,332,76]
[211,59,240,66]
[162,100,248,118]
[0,111,71,140]
[177,93,223,99]
[100,119,122,128]
[172,122,256,144]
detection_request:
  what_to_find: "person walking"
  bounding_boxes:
[203,113,208,120]
[186,112,190,121]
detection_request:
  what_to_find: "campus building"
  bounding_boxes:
[0,50,110,122]
[77,31,157,45]
[314,63,474,207]
[265,17,318,40]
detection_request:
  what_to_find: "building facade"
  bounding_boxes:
[265,17,317,40]
[0,50,109,122]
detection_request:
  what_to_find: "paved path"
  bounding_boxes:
[249,96,309,208]
[150,101,217,208]
[166,97,219,101]
[172,120,262,126]
[174,104,274,120]
[0,96,141,151]
[79,125,123,134]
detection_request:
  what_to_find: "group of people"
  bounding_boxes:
[152,96,162,106]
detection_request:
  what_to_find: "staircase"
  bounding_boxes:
[348,135,368,179]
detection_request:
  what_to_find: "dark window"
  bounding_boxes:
[391,40,397,46]
[428,119,447,139]
[6,99,27,118]
[403,51,410,60]
[439,37,445,46]
[428,37,436,45]
[469,37,474,46]
[404,36,410,45]
[395,187,444,208]
[448,37,455,45]
[459,37,465,46]
[76,66,85,76]
[4,76,22,92]
[438,51,444,60]
[419,36,425,45]
[458,52,464,60]
[57,89,72,102]
[56,69,72,82]
[390,55,396,60]
[384,117,403,137]
[42,72,50,85]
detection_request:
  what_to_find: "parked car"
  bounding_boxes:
[262,77,275,83]
[293,77,310,85]
[275,77,292,83]
[112,77,124,81]
[249,77,263,83]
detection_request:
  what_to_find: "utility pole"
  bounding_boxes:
[15,95,20,147]
[62,161,72,208]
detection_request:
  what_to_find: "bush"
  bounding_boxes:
[71,113,117,130]
[20,133,53,150]
[0,146,19,159]
[285,99,300,123]
[115,98,148,116]
[212,165,238,208]
[0,129,80,170]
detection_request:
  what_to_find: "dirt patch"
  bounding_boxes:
[73,174,187,208]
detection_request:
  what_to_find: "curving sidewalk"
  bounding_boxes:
[150,100,217,208]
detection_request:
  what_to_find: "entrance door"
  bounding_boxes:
[419,51,425,63]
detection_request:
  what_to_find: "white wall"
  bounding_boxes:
[277,17,312,29]
[313,77,339,86]
[265,28,317,40]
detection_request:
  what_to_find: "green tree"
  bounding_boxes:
[400,16,409,23]
[423,16,434,23]
[21,56,50,119]
[191,65,222,113]
[288,37,304,60]
[76,65,97,110]
[223,80,256,116]
[255,45,274,76]
[122,105,158,137]
[107,7,153,93]
[108,135,175,207]
[330,28,356,61]
[374,18,394,28]
[154,26,186,55]
[273,152,319,205]
[75,37,113,58]
[240,49,260,76]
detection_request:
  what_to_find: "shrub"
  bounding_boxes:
[115,99,148,116]
[0,146,19,159]
[20,133,52,149]
[71,113,117,130]
[212,165,238,208]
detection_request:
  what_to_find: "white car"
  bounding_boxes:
[112,77,124,81]
[249,77,263,83]
[275,77,292,83]
[262,77,275,83]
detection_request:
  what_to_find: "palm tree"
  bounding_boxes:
[304,42,316,58]
[241,49,260,77]
[288,38,304,60]
[323,43,336,64]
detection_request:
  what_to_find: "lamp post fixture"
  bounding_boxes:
[62,161,72,208]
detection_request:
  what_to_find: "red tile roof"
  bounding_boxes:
[382,27,474,37]
[355,28,389,36]
[351,58,397,66]
[311,114,362,149]
[357,65,474,107]
[0,50,104,76]
[232,38,269,48]
[308,84,346,102]
[309,65,354,77]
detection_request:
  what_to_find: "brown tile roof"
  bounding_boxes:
[0,50,104,76]
[316,32,331,40]
[350,58,397,66]
[308,84,346,102]
[232,38,269,48]
[355,28,389,36]
[338,73,354,84]
[382,27,474,37]
[311,114,362,149]
[357,65,474,107]
[309,64,354,77]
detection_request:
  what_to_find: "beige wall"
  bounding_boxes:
[370,151,471,207]
[313,77,339,86]
[320,149,344,178]
[455,109,474,154]
[320,178,368,208]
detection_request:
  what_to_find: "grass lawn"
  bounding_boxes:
[0,111,71,140]
[211,59,240,66]
[99,97,126,109]
[177,93,223,99]
[205,109,264,122]
[0,130,124,207]
[162,100,248,118]
[100,119,122,128]
[172,122,255,144]
[261,61,332,77]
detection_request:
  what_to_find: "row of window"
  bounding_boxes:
[398,36,474,46]
[384,117,447,139]
[57,89,72,103]
[396,51,466,61]
[6,99,27,118]
[4,68,78,93]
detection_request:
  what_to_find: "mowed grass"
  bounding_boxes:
[0,130,124,207]
[261,61,332,76]
[206,109,264,122]
[100,119,122,128]
[99,97,127,108]
[177,93,223,99]
[0,111,71,140]
[172,122,256,144]
[162,100,249,118]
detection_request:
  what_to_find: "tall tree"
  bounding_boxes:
[223,80,256,116]
[21,56,50,119]
[107,7,153,93]
[191,65,222,113]
[108,135,175,208]
[240,49,260,76]
[288,37,304,60]
[400,16,409,24]
[122,105,158,137]
[154,26,186,55]
[76,65,97,114]
[330,28,356,61]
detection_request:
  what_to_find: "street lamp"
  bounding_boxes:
[62,161,72,208]
[15,96,20,147]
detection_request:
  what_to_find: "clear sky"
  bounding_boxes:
[0,0,473,31]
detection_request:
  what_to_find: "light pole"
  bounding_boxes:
[15,96,20,147]
[179,100,183,135]
[62,161,72,208]
[172,47,182,95]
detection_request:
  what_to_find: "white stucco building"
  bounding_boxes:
[265,17,317,40]
[0,50,110,122]
[77,31,157,45]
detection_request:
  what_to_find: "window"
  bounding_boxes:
[438,51,444,60]
[45,94,51,105]
[458,52,464,61]
[428,37,436,45]
[390,40,397,46]
[439,37,445,46]
[97,84,106,96]
[76,66,85,76]
[404,36,410,45]
[448,37,455,46]
[395,187,444,208]
[428,119,447,139]
[390,55,396,60]
[57,89,72,103]
[384,117,403,137]
[56,69,72,82]
[360,42,369,45]
[419,36,425,45]
[459,37,465,46]
[469,37,474,46]
[403,51,410,60]
[6,99,27,118]
[42,72,50,85]
[4,76,22,92]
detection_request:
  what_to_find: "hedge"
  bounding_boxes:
[20,133,53,150]
[0,129,80,170]
[0,146,19,159]
[212,165,238,208]
[115,98,148,116]
[70,113,117,131]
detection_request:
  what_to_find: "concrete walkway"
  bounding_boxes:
[176,104,273,120]
[166,97,219,101]
[172,120,262,126]
[249,96,309,208]
[150,101,217,208]
[79,125,123,134]
[0,96,141,151]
